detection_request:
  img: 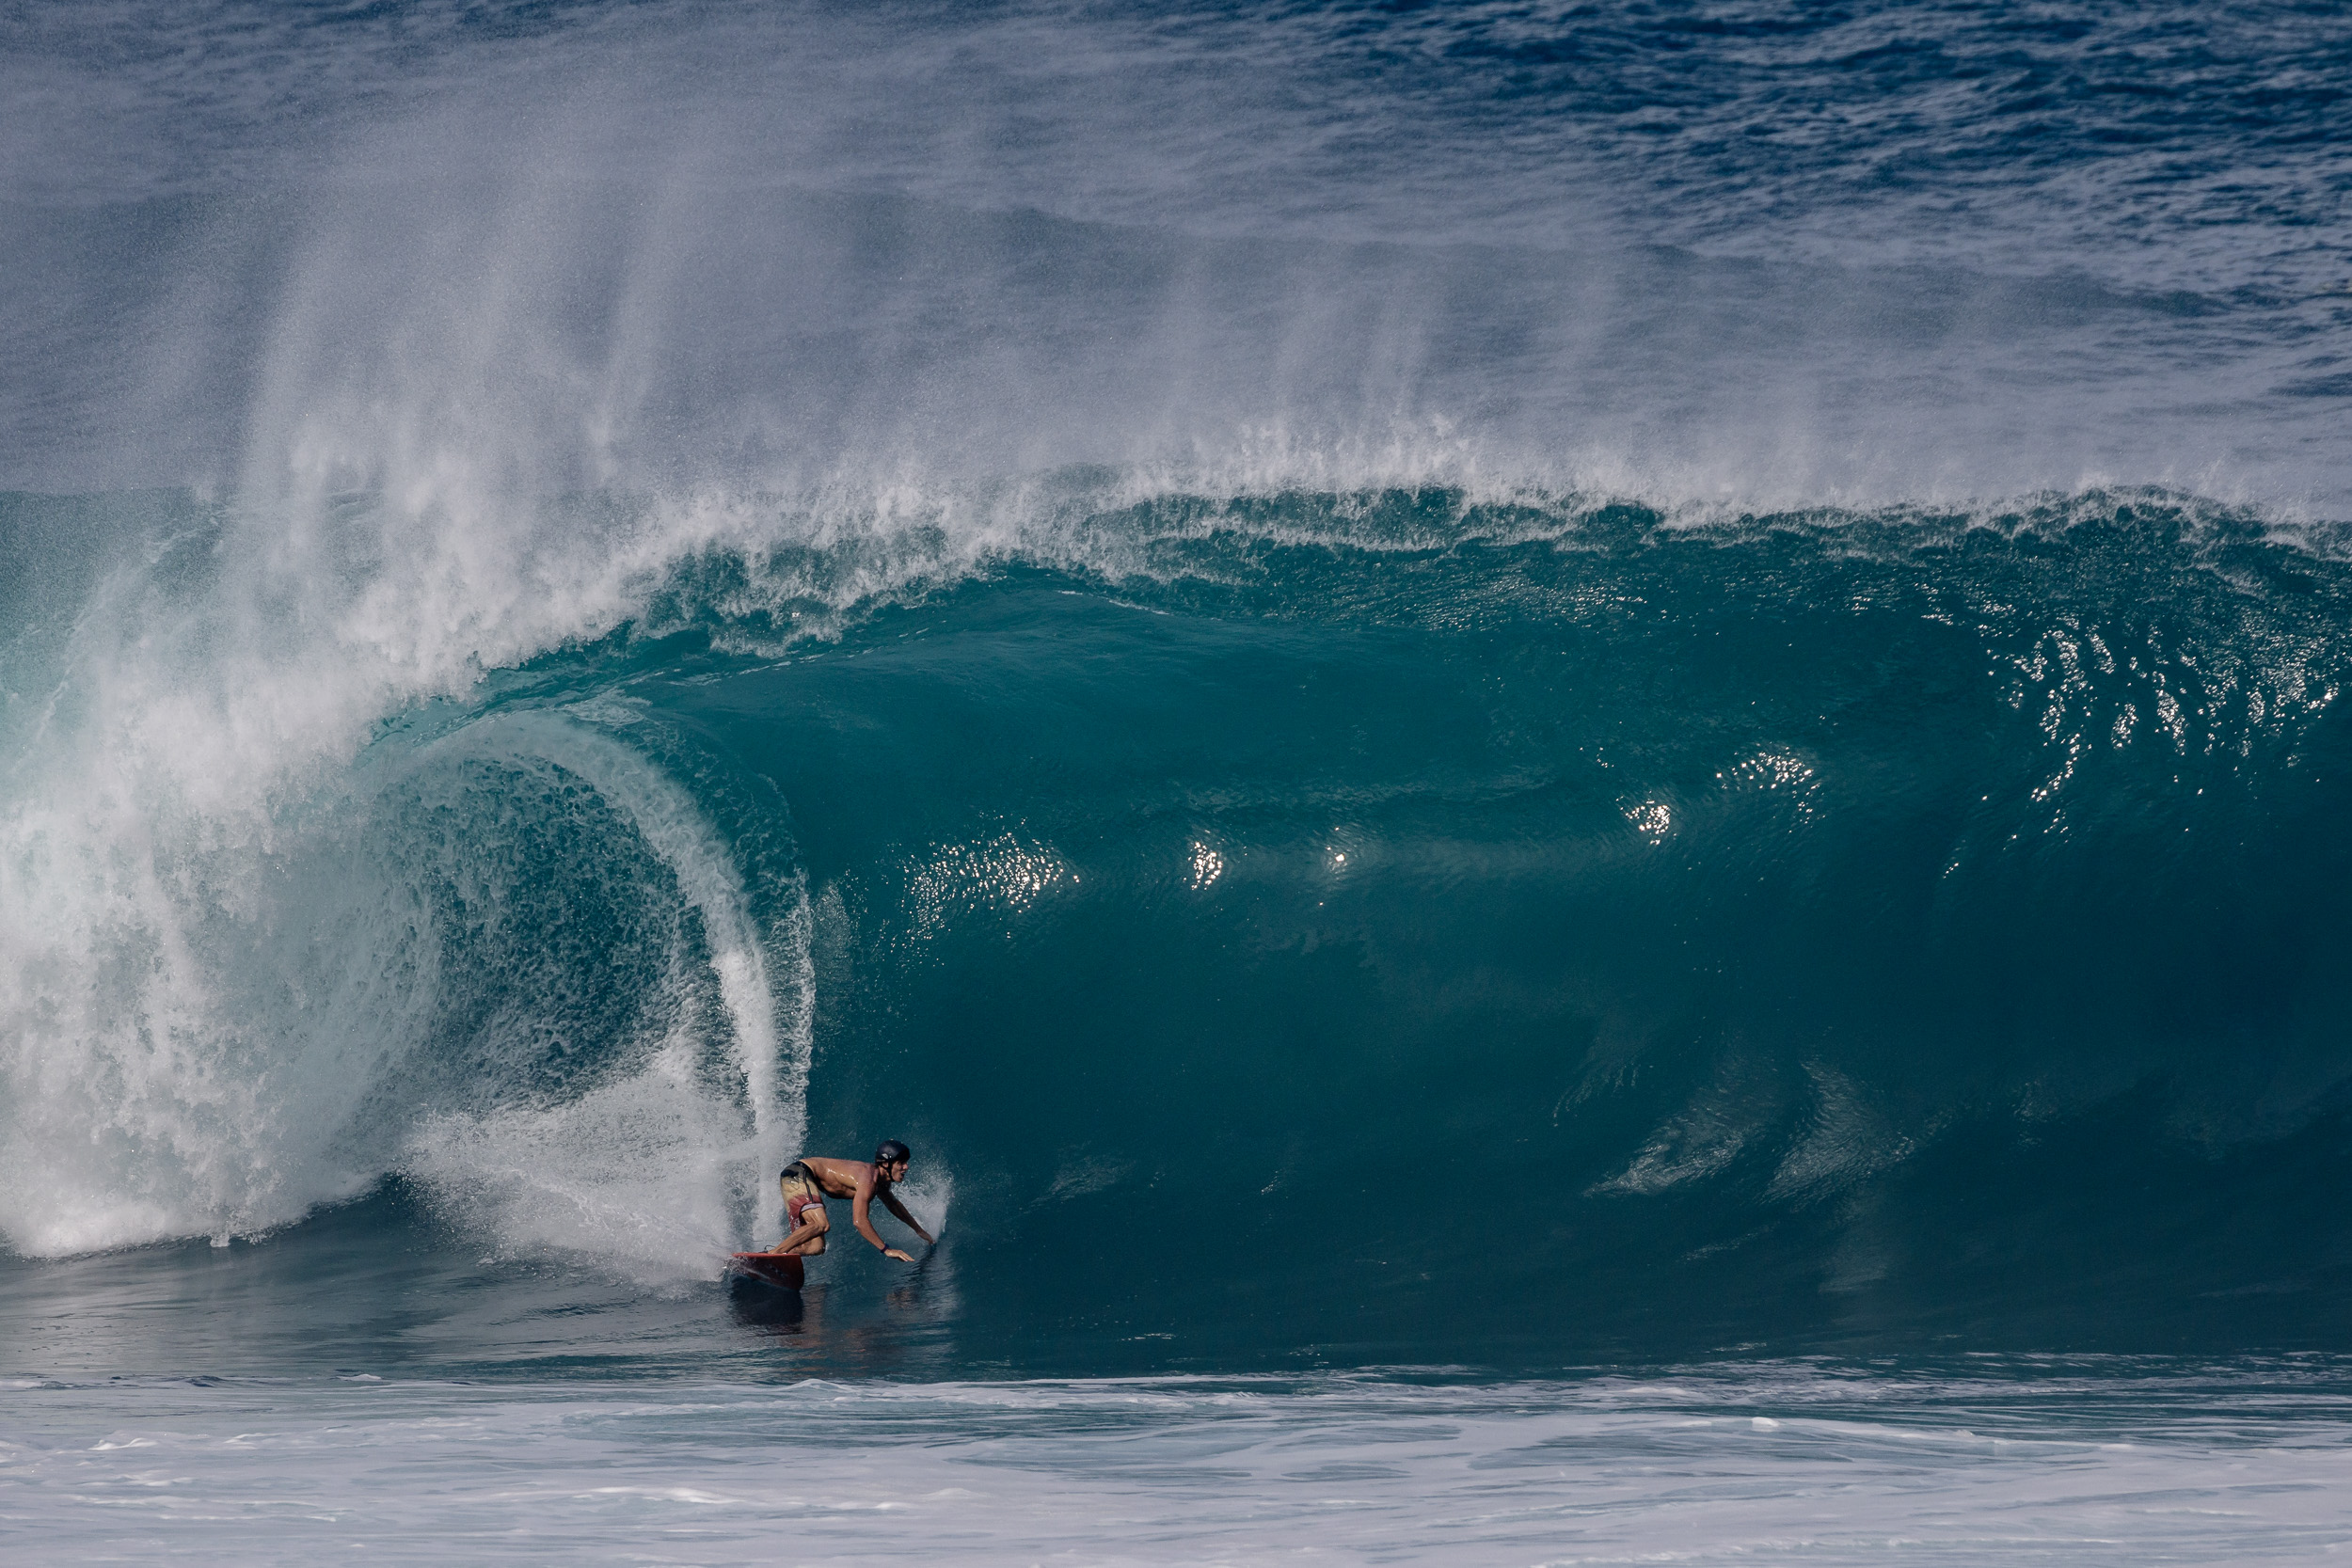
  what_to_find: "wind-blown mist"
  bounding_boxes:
[7,1,2348,509]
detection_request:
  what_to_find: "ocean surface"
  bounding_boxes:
[6,1,2352,1560]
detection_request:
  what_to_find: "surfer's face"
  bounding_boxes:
[882,1158,909,1182]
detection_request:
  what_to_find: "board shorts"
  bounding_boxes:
[780,1161,828,1232]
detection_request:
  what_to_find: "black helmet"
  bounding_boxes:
[874,1139,912,1166]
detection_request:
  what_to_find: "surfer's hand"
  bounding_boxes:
[883,1247,914,1261]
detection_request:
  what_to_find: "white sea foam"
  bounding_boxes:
[7,1367,2351,1565]
[0,679,804,1264]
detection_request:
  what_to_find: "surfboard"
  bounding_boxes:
[728,1250,805,1290]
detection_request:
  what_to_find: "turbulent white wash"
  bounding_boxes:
[0,696,804,1267]
[6,1369,2349,1565]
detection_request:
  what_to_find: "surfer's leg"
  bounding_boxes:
[777,1208,829,1255]
[773,1166,831,1253]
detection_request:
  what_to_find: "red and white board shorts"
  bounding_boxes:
[781,1162,828,1231]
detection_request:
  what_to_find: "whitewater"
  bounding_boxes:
[6,1,2352,1561]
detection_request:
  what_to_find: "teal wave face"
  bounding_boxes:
[588,490,2352,1358]
[6,485,2351,1365]
[688,498,2352,1359]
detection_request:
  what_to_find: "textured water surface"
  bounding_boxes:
[10,1365,2352,1565]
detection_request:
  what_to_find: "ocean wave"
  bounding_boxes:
[7,475,2345,1356]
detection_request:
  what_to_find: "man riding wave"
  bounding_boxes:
[771,1140,934,1262]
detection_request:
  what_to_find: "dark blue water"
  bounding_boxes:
[6,4,2352,1560]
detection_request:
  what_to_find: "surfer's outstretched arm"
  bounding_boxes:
[850,1182,914,1261]
[879,1190,934,1246]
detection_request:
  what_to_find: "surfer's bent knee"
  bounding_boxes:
[774,1159,834,1254]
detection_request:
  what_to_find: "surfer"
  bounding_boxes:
[771,1140,933,1261]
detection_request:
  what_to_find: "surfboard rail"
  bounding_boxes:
[728,1250,806,1290]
